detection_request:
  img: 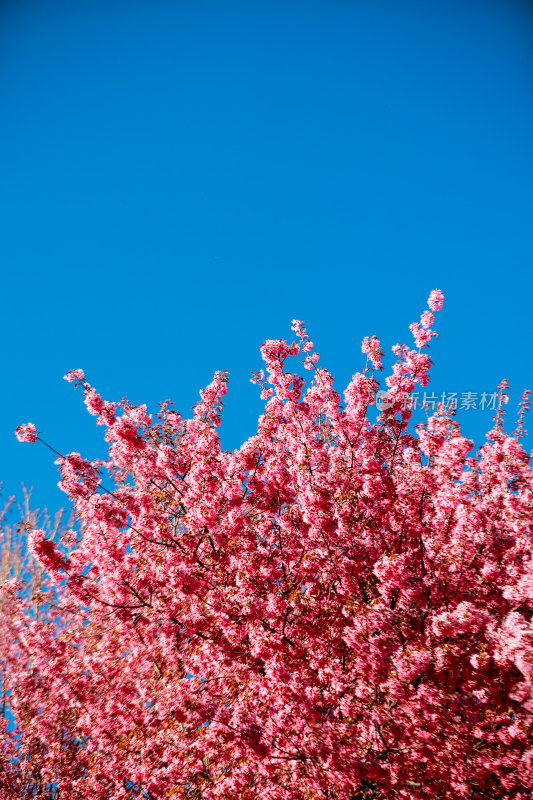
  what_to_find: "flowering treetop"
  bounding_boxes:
[4,288,533,800]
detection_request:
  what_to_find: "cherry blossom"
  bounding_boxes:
[2,288,532,799]
[14,422,38,443]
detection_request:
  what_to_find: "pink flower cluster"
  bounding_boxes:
[428,288,444,311]
[361,335,384,370]
[409,290,443,349]
[14,422,38,443]
[27,528,70,581]
[63,368,85,383]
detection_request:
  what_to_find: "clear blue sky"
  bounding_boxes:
[2,0,532,515]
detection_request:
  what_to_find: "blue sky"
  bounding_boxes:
[1,0,532,515]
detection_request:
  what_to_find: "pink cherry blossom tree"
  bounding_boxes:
[3,290,533,799]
